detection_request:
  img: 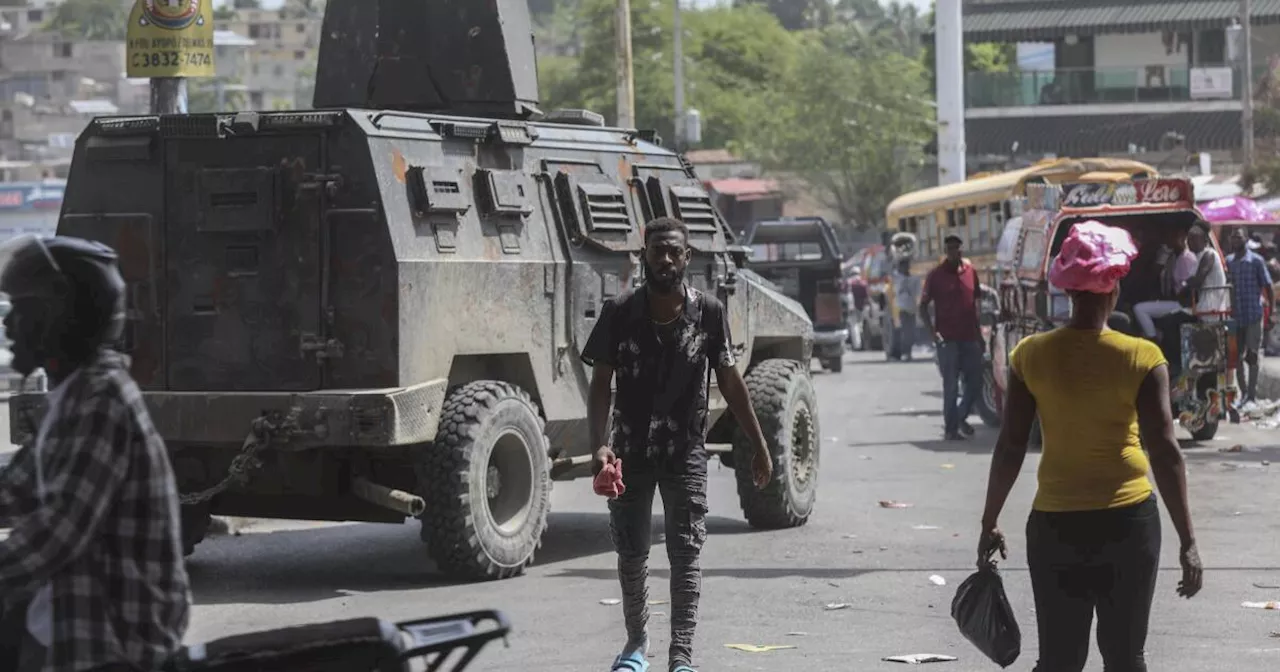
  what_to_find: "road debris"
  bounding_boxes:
[913,525,941,530]
[940,464,955,469]
[880,500,913,509]
[1220,444,1245,453]
[883,653,959,664]
[1242,601,1280,610]
[787,631,808,637]
[648,599,668,605]
[929,575,947,586]
[1253,583,1280,590]
[1241,399,1280,428]
[599,598,621,606]
[824,603,851,610]
[724,644,797,653]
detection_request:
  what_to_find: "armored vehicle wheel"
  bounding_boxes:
[977,363,1002,428]
[1190,420,1219,441]
[416,381,552,581]
[180,502,211,557]
[731,359,819,529]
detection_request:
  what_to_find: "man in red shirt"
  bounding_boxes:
[919,235,984,440]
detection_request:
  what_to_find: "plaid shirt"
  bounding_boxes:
[0,349,190,671]
[1228,249,1274,324]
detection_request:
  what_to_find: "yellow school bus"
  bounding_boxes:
[885,158,1158,277]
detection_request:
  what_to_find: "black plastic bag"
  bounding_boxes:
[950,565,1021,668]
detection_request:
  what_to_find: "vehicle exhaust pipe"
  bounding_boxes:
[351,476,425,517]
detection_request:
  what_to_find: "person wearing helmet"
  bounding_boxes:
[0,235,190,672]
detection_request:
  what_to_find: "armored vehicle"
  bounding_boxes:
[739,217,849,372]
[8,0,819,581]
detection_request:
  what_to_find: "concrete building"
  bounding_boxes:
[930,0,1280,174]
[220,1,321,110]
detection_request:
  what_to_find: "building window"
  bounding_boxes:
[274,65,284,77]
[248,24,262,38]
[27,9,43,22]
[294,50,305,60]
[297,23,306,33]
[53,43,72,58]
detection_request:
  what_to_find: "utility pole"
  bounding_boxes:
[615,0,635,128]
[151,78,188,115]
[1242,0,1256,170]
[935,0,966,185]
[673,0,686,150]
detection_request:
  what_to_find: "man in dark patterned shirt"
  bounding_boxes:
[0,235,191,672]
[584,217,772,672]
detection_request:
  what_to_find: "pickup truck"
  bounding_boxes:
[740,217,850,373]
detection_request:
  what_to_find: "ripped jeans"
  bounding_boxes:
[608,458,709,669]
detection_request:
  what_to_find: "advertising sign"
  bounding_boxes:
[1190,67,1234,100]
[1059,178,1193,210]
[126,0,215,79]
[0,183,64,212]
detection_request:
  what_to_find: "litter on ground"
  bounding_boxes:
[883,653,959,664]
[880,500,913,509]
[724,644,797,653]
[929,575,947,586]
[1242,601,1280,609]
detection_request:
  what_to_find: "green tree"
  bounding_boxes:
[732,23,933,231]
[920,1,1015,93]
[734,0,832,31]
[45,0,128,41]
[538,0,795,150]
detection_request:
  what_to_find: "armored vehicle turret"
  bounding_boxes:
[10,0,819,581]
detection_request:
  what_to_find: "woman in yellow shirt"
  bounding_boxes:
[977,221,1203,672]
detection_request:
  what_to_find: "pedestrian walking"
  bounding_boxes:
[919,235,984,440]
[583,217,773,672]
[890,258,922,361]
[0,235,191,672]
[977,221,1202,672]
[1226,227,1274,404]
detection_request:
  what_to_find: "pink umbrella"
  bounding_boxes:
[1199,196,1280,223]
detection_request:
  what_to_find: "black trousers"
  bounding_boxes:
[1026,495,1162,672]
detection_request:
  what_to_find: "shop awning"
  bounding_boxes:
[960,110,1244,156]
[933,0,1280,43]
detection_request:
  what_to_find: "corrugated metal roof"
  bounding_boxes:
[706,177,781,197]
[952,0,1280,42]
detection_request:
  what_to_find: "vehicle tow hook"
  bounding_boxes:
[351,476,426,517]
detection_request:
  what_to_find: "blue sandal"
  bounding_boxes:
[610,650,649,671]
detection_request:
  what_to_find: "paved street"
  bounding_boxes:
[5,353,1280,670]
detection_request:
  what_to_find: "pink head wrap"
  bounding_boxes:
[1048,220,1139,294]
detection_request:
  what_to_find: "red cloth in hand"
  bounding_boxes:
[593,459,626,498]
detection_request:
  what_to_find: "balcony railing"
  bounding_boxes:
[966,64,1260,109]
